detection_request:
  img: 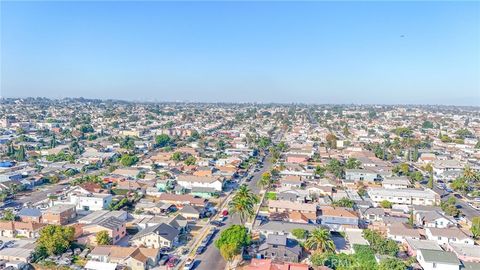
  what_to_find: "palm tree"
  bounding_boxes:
[257,172,272,189]
[304,228,335,254]
[229,185,259,224]
[463,166,479,183]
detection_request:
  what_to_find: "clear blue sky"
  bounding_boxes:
[1,1,479,105]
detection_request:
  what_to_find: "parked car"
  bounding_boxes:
[184,258,195,270]
[167,257,178,268]
[196,246,205,255]
[210,220,224,227]
[158,255,169,265]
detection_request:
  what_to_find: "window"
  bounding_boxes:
[433,263,437,268]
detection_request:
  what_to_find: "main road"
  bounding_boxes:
[194,128,285,270]
[194,152,272,270]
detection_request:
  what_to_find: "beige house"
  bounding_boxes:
[130,223,179,249]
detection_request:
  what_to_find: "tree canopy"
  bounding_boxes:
[36,225,75,256]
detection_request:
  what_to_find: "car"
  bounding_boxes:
[167,257,178,267]
[158,255,169,265]
[196,246,205,255]
[210,220,224,227]
[221,209,229,216]
[184,258,195,270]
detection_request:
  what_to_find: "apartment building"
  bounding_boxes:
[368,188,440,206]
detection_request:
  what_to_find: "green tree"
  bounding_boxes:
[215,225,250,261]
[36,225,75,256]
[363,229,399,256]
[345,158,361,169]
[314,165,326,178]
[304,228,335,254]
[451,177,468,194]
[119,154,139,167]
[257,137,271,149]
[228,185,259,224]
[471,217,480,239]
[155,134,172,148]
[463,166,479,183]
[219,243,238,262]
[291,229,309,239]
[410,171,424,182]
[393,163,409,176]
[332,198,355,208]
[258,172,272,189]
[326,158,344,178]
[14,145,26,161]
[379,258,406,270]
[216,139,226,150]
[422,121,434,129]
[96,230,112,245]
[2,209,16,221]
[184,155,196,166]
[171,152,182,161]
[326,133,337,149]
[427,174,434,189]
[441,197,460,217]
[380,200,393,209]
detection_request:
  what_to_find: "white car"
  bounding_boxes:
[183,258,195,270]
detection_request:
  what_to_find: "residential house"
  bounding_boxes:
[404,238,442,257]
[247,258,308,270]
[416,249,460,270]
[131,223,179,249]
[81,217,127,245]
[425,227,475,246]
[178,205,201,220]
[279,176,303,189]
[89,245,161,270]
[0,221,45,238]
[257,235,302,263]
[387,223,422,242]
[382,177,411,189]
[268,200,317,222]
[318,206,359,231]
[176,175,224,192]
[344,169,378,182]
[69,192,113,211]
[42,204,76,225]
[258,221,318,239]
[368,188,440,206]
[446,242,480,263]
[17,208,42,223]
[416,211,455,229]
[157,193,207,208]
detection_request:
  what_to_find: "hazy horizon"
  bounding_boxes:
[1,1,479,106]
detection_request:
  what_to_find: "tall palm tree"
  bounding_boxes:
[463,166,479,182]
[229,185,259,224]
[257,172,272,189]
[304,228,336,254]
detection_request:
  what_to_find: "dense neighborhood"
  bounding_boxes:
[0,98,479,270]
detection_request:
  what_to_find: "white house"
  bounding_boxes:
[416,211,455,229]
[368,188,440,206]
[69,192,113,211]
[381,177,411,189]
[425,227,475,246]
[176,175,224,192]
[416,249,460,270]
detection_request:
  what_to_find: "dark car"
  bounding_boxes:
[210,221,224,227]
[196,245,206,255]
